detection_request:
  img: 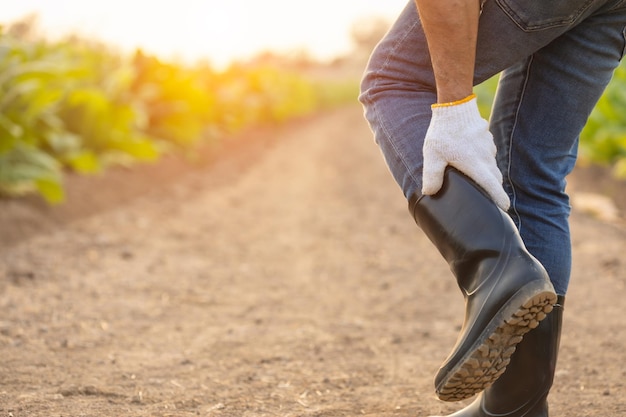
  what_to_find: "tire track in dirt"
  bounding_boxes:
[0,106,625,416]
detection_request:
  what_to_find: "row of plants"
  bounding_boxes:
[0,28,357,204]
[1,22,625,204]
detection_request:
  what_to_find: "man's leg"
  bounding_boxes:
[359,0,622,200]
[358,1,435,199]
[490,2,626,295]
[427,7,626,409]
[359,0,626,406]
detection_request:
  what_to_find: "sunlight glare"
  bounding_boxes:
[2,0,408,67]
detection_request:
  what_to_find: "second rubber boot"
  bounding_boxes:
[409,168,557,402]
[429,296,565,417]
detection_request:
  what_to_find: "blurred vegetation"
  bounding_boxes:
[0,17,359,203]
[1,14,624,204]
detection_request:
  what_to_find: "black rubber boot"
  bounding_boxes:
[409,168,557,402]
[429,296,564,417]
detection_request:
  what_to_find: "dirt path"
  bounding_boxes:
[1,106,625,417]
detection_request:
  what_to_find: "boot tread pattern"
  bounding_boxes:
[436,292,557,402]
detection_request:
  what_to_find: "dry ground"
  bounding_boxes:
[0,106,625,416]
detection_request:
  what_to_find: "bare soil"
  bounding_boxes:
[1,106,625,417]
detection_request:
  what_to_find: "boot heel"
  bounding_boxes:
[435,289,556,401]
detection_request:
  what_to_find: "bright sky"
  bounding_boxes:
[1,0,408,67]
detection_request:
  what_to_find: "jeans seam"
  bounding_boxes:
[372,100,421,191]
[368,19,425,195]
[369,19,421,96]
[495,0,595,31]
[608,0,626,11]
[505,55,535,233]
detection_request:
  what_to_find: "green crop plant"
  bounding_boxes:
[0,35,78,203]
[0,24,380,204]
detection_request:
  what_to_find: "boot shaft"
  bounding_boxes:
[409,168,556,402]
[410,168,539,294]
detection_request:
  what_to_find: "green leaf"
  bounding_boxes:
[0,113,24,138]
[46,131,82,154]
[65,150,100,173]
[111,136,159,161]
[35,177,65,204]
[0,136,16,153]
[0,141,64,202]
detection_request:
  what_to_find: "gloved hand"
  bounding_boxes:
[422,94,510,211]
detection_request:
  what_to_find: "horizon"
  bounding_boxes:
[1,1,408,68]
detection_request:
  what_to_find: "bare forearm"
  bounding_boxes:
[415,0,481,103]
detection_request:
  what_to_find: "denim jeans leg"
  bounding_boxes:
[360,0,626,296]
[359,0,613,199]
[359,1,436,199]
[489,7,626,295]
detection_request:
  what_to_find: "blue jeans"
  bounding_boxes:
[359,0,626,295]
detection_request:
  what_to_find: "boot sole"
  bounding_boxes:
[435,286,557,402]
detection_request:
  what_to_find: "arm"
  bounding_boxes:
[414,0,480,103]
[415,0,510,210]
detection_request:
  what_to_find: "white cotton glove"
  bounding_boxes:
[422,95,510,211]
